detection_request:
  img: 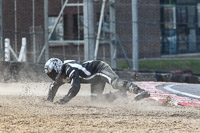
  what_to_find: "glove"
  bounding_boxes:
[43,98,53,102]
[54,100,66,104]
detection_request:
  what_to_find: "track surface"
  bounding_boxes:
[0,82,200,132]
[158,83,200,99]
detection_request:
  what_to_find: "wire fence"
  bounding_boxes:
[2,0,200,72]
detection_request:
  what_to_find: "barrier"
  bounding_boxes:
[4,38,10,61]
[4,38,27,62]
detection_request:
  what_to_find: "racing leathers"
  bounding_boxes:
[45,58,150,104]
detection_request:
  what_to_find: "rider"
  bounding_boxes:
[44,58,150,104]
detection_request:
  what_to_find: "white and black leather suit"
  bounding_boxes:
[44,58,146,104]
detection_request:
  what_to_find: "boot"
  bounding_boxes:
[134,91,150,101]
[128,83,144,94]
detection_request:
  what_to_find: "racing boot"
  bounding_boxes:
[128,83,144,94]
[128,83,150,101]
[134,91,150,101]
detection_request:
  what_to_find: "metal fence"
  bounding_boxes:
[1,0,200,72]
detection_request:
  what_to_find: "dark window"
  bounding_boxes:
[96,12,110,40]
[161,0,200,55]
[160,0,176,5]
[48,16,64,40]
[161,30,177,54]
[196,3,200,51]
[160,4,177,55]
[176,5,197,53]
[177,0,196,4]
[73,14,83,40]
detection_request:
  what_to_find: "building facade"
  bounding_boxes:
[161,0,200,55]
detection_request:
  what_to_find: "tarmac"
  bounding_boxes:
[134,81,200,107]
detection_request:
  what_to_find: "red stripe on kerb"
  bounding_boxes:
[129,82,200,107]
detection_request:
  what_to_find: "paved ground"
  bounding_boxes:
[158,83,200,100]
[0,82,200,132]
[135,82,200,107]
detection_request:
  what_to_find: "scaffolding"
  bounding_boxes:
[36,0,138,70]
[2,0,153,70]
[3,0,200,73]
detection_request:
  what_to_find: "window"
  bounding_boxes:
[197,3,200,50]
[177,6,187,26]
[48,17,64,40]
[163,5,176,29]
[187,6,196,28]
[96,12,110,40]
[177,5,196,28]
[176,4,197,53]
[161,1,200,54]
[177,0,196,4]
[73,14,84,40]
[160,0,176,5]
[161,30,177,54]
[160,4,177,54]
[197,3,200,27]
[177,28,188,53]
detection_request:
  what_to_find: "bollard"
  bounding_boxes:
[5,38,10,61]
[18,37,27,62]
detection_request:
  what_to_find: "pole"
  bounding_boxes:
[83,0,88,60]
[0,0,2,60]
[109,0,116,68]
[44,0,49,61]
[14,0,18,53]
[77,0,80,61]
[88,0,94,60]
[132,0,139,70]
[18,38,26,62]
[32,0,36,62]
[94,0,106,60]
[22,38,27,61]
[5,38,10,61]
[83,0,94,60]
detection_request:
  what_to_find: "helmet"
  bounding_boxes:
[44,58,63,74]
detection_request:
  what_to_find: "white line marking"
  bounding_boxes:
[163,84,200,99]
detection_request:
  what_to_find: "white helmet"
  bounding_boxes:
[44,58,63,74]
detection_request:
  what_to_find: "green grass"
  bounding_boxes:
[117,59,200,74]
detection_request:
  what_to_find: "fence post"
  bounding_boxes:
[18,37,27,62]
[5,38,10,61]
[0,0,2,61]
[132,0,139,70]
[22,37,27,61]
[83,0,95,60]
